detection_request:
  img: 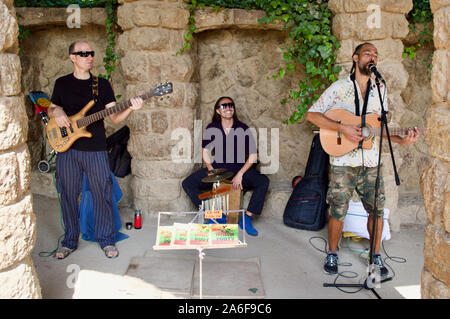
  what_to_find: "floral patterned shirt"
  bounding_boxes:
[308,75,388,167]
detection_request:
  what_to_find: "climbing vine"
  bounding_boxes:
[14,0,119,80]
[180,0,341,124]
[403,0,433,68]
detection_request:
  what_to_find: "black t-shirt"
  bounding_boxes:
[51,73,116,151]
[202,120,257,172]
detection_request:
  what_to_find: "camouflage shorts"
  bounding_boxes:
[326,165,385,222]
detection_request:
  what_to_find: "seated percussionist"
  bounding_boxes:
[182,96,269,236]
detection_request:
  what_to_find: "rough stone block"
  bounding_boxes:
[0,95,28,151]
[420,158,450,228]
[328,0,346,14]
[424,223,450,286]
[131,160,194,179]
[430,50,449,104]
[0,1,18,53]
[169,107,194,131]
[0,54,21,96]
[0,256,41,298]
[133,4,161,28]
[430,0,450,13]
[381,0,414,14]
[160,8,189,30]
[127,27,168,51]
[128,132,173,160]
[432,7,450,50]
[422,268,450,298]
[0,193,35,270]
[151,110,169,134]
[131,176,181,201]
[120,51,150,83]
[160,53,194,82]
[333,12,409,41]
[377,61,409,91]
[127,110,152,132]
[425,103,450,162]
[344,0,383,13]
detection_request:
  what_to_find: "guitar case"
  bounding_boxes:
[283,134,329,231]
[106,126,131,178]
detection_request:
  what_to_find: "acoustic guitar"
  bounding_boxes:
[320,109,422,156]
[46,82,173,152]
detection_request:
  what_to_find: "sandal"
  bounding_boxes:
[55,246,76,260]
[103,245,119,259]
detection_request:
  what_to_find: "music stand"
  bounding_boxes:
[323,76,398,298]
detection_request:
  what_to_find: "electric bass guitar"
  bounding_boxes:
[320,109,422,156]
[46,82,173,152]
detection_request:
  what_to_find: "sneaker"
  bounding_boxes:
[324,253,338,275]
[239,214,258,236]
[373,254,389,278]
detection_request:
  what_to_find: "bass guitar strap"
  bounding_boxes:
[91,75,99,103]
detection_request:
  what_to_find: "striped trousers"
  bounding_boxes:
[55,149,115,249]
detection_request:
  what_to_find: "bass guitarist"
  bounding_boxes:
[305,43,419,277]
[48,40,143,259]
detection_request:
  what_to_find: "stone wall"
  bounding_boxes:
[420,0,450,299]
[0,0,41,298]
[117,1,304,216]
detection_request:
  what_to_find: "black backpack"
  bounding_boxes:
[106,126,131,178]
[283,134,329,231]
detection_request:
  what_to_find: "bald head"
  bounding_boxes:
[68,41,90,55]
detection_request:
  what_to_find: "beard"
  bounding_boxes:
[358,61,372,76]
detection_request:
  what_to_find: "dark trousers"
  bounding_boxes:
[55,149,115,249]
[182,167,269,215]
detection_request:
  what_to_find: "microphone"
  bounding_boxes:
[369,64,385,83]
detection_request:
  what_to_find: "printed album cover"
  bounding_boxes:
[211,224,239,245]
[156,226,173,246]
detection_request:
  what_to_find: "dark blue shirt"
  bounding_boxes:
[202,120,257,172]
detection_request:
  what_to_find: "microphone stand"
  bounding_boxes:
[323,76,399,299]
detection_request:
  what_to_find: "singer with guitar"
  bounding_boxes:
[305,43,419,277]
[48,41,144,259]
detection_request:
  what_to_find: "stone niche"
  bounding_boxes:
[17,7,126,170]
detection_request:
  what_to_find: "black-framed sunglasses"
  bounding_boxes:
[219,103,235,110]
[71,51,95,58]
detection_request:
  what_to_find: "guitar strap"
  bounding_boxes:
[350,73,371,149]
[91,75,99,103]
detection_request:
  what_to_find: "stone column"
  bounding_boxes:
[117,0,198,213]
[329,0,413,232]
[0,0,41,298]
[420,0,450,299]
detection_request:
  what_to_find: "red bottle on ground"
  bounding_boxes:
[134,210,142,229]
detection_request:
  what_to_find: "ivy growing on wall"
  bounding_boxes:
[180,0,341,124]
[403,0,433,68]
[14,0,119,80]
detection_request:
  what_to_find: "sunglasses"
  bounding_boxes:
[218,103,235,110]
[71,51,95,58]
